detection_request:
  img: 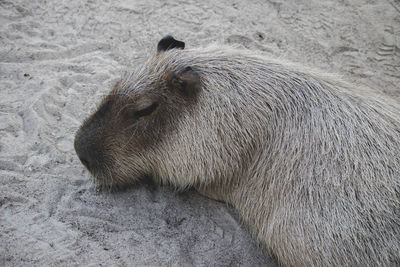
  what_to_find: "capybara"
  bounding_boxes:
[74,35,400,266]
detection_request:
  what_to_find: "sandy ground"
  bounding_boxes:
[1,0,399,266]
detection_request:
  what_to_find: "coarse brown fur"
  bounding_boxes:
[74,39,400,266]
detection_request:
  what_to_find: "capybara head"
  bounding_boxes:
[74,35,224,189]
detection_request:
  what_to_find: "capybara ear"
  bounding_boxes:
[157,35,185,52]
[169,66,201,98]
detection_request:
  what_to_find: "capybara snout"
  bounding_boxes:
[74,109,105,174]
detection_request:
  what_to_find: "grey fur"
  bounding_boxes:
[75,44,400,266]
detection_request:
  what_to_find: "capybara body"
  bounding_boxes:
[74,36,400,266]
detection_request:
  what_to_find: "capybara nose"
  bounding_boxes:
[74,133,95,172]
[77,153,91,170]
[75,143,92,171]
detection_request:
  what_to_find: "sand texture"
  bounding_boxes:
[1,0,399,266]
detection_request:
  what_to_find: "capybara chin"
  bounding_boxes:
[74,35,400,266]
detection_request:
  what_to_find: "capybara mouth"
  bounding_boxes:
[84,169,113,192]
[90,173,156,193]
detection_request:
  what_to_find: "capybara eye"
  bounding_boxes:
[134,102,159,118]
